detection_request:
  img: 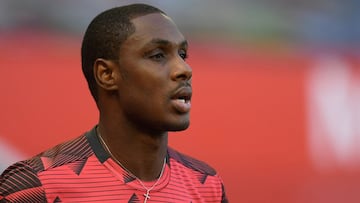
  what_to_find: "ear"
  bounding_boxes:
[93,58,119,91]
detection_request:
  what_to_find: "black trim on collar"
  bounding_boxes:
[85,126,110,163]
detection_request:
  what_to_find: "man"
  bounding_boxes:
[0,4,228,202]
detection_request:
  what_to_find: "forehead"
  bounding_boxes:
[125,13,186,47]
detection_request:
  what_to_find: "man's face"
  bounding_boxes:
[116,13,192,134]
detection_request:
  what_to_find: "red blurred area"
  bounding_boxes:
[1,32,360,202]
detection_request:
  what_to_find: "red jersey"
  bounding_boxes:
[0,127,228,202]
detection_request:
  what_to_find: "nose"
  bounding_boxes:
[171,59,192,82]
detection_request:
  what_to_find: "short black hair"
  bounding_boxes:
[81,4,165,102]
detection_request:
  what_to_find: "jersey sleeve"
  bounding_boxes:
[0,161,47,203]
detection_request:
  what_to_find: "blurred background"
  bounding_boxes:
[1,0,360,202]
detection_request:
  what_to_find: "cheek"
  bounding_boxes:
[122,77,168,107]
[120,62,172,105]
[133,81,166,101]
[128,71,169,97]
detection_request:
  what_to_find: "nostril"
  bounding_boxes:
[177,67,192,80]
[176,72,191,80]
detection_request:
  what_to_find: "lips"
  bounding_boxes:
[171,86,192,113]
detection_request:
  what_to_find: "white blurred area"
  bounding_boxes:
[307,56,360,171]
[0,137,25,172]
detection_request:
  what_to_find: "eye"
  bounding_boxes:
[179,50,188,60]
[149,52,165,61]
[151,53,164,59]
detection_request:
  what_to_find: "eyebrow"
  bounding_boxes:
[148,38,188,48]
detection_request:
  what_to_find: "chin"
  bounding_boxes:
[167,120,190,132]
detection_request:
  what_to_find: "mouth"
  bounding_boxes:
[172,86,192,102]
[171,87,192,113]
[175,94,191,103]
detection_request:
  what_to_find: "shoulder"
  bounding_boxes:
[0,160,47,202]
[167,148,229,202]
[35,134,93,171]
[167,147,217,176]
[0,134,92,201]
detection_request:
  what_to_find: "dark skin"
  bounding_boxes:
[93,13,192,181]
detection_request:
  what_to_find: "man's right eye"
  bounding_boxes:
[150,53,165,61]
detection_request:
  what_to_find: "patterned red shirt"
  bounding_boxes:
[0,127,228,202]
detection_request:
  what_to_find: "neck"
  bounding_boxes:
[96,122,168,181]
